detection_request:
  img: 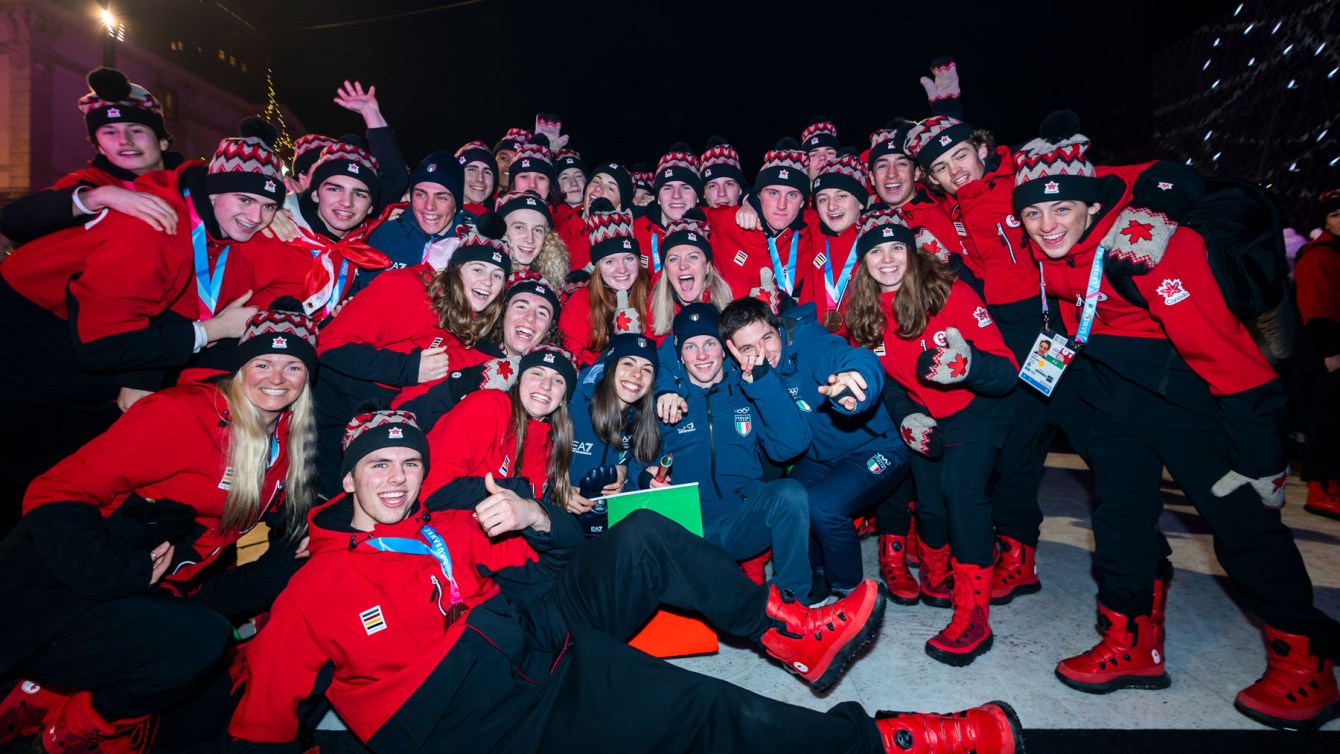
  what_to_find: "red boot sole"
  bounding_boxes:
[925,632,994,667]
[1233,698,1340,732]
[1055,667,1171,694]
[990,581,1042,606]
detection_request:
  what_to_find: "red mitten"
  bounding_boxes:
[749,268,781,315]
[1101,207,1179,276]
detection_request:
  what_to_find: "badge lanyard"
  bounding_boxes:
[367,523,463,604]
[268,434,280,468]
[650,234,662,274]
[1036,246,1106,347]
[767,233,798,293]
[822,237,858,308]
[311,249,351,316]
[184,190,229,320]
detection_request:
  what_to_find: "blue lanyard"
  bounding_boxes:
[268,434,280,468]
[822,237,858,307]
[767,233,799,292]
[366,523,462,603]
[650,234,661,274]
[1075,246,1106,346]
[311,250,351,316]
[184,190,229,317]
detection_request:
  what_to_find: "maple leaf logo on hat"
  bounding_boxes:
[107,107,120,118]
[1044,181,1060,194]
[543,353,555,363]
[938,134,952,146]
[427,163,437,172]
[778,169,789,180]
[1158,181,1173,190]
[265,180,276,193]
[387,427,404,439]
[348,163,359,174]
[271,335,287,348]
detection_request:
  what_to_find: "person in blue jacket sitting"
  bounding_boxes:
[652,303,813,601]
[565,333,660,535]
[718,297,910,603]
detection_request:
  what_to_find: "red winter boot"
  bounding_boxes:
[989,536,1041,605]
[906,501,920,567]
[41,691,157,754]
[1234,626,1340,731]
[1151,576,1171,646]
[739,549,771,585]
[876,700,1023,754]
[879,535,920,605]
[1304,480,1340,521]
[918,543,953,608]
[1056,603,1169,693]
[761,580,888,692]
[925,560,994,667]
[0,680,67,744]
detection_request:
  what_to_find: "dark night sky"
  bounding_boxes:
[229,0,1245,170]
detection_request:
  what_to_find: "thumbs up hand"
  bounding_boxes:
[917,326,974,385]
[476,472,551,536]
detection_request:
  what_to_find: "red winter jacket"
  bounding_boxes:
[556,207,592,271]
[633,213,670,274]
[702,204,809,301]
[1295,232,1340,328]
[867,281,1017,419]
[891,191,967,265]
[421,389,555,501]
[948,146,1039,306]
[23,382,292,587]
[228,499,543,746]
[799,223,859,318]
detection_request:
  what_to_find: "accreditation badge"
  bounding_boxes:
[1018,329,1077,397]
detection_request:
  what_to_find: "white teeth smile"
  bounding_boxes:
[261,388,287,396]
[238,220,257,230]
[379,491,406,504]
[516,327,534,339]
[530,393,551,405]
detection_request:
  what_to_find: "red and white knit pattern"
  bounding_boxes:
[293,134,337,163]
[904,115,964,159]
[701,142,742,172]
[858,207,910,238]
[209,136,285,181]
[587,207,636,247]
[512,143,552,171]
[1013,135,1096,187]
[239,309,317,350]
[78,84,162,117]
[343,410,422,451]
[816,152,868,186]
[801,120,838,148]
[665,214,711,242]
[314,142,379,175]
[657,149,700,176]
[760,146,809,174]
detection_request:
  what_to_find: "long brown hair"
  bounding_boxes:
[590,364,660,465]
[426,265,503,349]
[508,380,573,511]
[845,248,955,346]
[586,266,650,354]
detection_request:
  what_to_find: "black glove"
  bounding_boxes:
[112,493,202,551]
[578,465,621,499]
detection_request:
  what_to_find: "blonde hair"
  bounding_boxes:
[527,229,571,293]
[649,263,734,337]
[218,376,318,538]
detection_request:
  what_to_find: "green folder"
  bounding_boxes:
[602,483,703,536]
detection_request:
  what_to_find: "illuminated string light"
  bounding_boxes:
[1281,43,1292,55]
[1203,58,1212,69]
[1203,130,1214,140]
[1270,21,1281,34]
[1234,3,1243,16]
[1247,57,1255,66]
[1244,23,1254,34]
[1318,130,1329,142]
[1317,42,1327,55]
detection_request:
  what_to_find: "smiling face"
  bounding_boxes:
[518,365,566,418]
[815,188,862,234]
[610,355,654,405]
[597,252,639,292]
[758,186,804,233]
[557,167,586,206]
[457,261,506,312]
[725,319,783,368]
[463,161,495,205]
[664,245,709,302]
[704,177,742,208]
[501,292,555,356]
[1020,200,1100,259]
[346,445,424,531]
[411,181,457,235]
[94,122,168,174]
[926,141,988,196]
[584,174,622,211]
[872,153,918,207]
[1326,208,1340,237]
[314,175,374,236]
[863,241,910,291]
[494,149,516,189]
[656,181,698,223]
[209,192,279,242]
[504,208,549,266]
[680,334,725,387]
[238,354,308,426]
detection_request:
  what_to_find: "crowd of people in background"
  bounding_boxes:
[0,54,1337,753]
